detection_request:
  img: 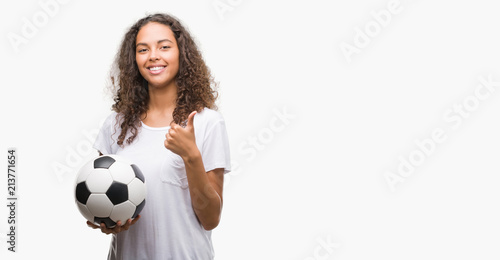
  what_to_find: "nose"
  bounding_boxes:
[149,49,159,61]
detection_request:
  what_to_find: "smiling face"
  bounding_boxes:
[135,22,180,89]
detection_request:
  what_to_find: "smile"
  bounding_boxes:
[147,66,166,74]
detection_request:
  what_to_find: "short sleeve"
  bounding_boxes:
[201,114,231,174]
[93,112,118,155]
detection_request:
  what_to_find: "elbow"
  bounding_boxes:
[201,218,220,231]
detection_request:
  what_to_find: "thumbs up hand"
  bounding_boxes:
[164,111,198,160]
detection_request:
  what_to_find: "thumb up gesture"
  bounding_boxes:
[164,111,198,160]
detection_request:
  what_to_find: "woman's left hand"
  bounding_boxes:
[164,111,198,160]
[87,215,141,235]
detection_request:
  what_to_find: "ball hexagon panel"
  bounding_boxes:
[86,194,114,218]
[108,161,136,184]
[110,201,137,224]
[75,182,91,204]
[86,169,113,193]
[127,178,146,205]
[106,182,128,205]
[76,201,94,223]
[94,156,115,169]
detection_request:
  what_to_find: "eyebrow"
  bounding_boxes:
[136,39,173,47]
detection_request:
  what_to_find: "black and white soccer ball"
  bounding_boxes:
[74,154,146,228]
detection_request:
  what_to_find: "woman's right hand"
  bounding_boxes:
[87,215,141,235]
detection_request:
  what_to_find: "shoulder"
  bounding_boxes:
[102,111,125,126]
[94,111,122,154]
[193,108,227,134]
[99,111,124,134]
[195,107,224,122]
[102,111,117,122]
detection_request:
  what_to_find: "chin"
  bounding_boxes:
[147,79,175,89]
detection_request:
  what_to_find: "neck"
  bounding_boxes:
[147,82,177,116]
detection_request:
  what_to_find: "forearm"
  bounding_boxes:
[182,150,222,230]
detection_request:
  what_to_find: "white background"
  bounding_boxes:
[1,0,500,259]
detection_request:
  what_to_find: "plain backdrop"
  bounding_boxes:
[1,0,500,259]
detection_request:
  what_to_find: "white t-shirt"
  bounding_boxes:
[93,108,231,260]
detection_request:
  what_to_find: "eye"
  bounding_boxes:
[137,48,148,53]
[161,46,171,50]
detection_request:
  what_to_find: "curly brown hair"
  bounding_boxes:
[109,13,218,146]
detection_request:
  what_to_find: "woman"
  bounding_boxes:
[88,13,231,260]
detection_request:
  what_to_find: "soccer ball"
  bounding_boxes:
[74,154,146,228]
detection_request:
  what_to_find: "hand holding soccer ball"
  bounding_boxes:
[86,215,141,235]
[74,155,147,233]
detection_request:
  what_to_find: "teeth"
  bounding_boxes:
[149,66,164,71]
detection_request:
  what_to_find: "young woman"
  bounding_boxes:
[88,13,231,259]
